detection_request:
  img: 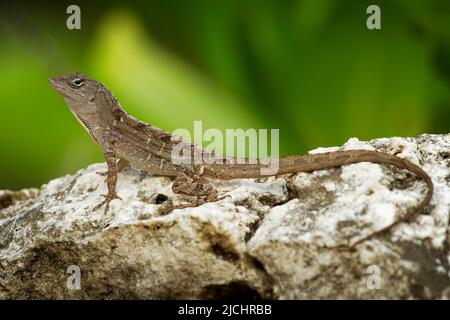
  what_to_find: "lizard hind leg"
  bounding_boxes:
[171,173,221,206]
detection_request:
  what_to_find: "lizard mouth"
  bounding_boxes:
[49,77,64,91]
[49,76,87,100]
[48,77,64,89]
[48,77,73,99]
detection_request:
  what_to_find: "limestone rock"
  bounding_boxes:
[1,134,449,299]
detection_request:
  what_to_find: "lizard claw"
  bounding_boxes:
[197,194,230,205]
[216,194,231,201]
[169,194,231,212]
[93,193,122,213]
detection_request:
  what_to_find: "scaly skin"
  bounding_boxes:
[49,73,433,249]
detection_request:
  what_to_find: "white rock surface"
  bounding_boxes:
[0,134,449,299]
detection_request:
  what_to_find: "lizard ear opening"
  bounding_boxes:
[88,96,95,105]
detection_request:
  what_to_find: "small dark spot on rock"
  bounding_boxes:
[137,171,149,181]
[336,219,371,238]
[0,194,13,209]
[257,194,281,206]
[390,171,418,190]
[337,220,357,231]
[234,198,252,208]
[155,194,168,204]
[143,224,161,231]
[251,257,267,273]
[244,219,262,243]
[356,207,368,216]
[439,151,450,160]
[211,244,239,263]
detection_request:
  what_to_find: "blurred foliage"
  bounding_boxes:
[0,0,449,189]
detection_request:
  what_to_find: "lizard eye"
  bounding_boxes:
[71,78,84,87]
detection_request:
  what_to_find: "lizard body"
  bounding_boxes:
[49,73,433,248]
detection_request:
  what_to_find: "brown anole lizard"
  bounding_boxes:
[49,73,433,249]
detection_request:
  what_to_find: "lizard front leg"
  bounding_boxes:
[94,149,123,213]
[96,158,129,176]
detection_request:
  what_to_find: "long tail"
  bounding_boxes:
[281,150,433,248]
[207,150,433,248]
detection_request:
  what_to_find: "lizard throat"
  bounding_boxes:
[69,109,99,143]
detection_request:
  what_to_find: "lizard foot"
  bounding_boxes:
[171,173,231,210]
[196,194,231,205]
[171,194,231,211]
[93,193,122,213]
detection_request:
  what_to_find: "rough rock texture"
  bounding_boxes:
[1,134,450,299]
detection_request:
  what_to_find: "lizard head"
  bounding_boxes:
[49,73,99,103]
[49,73,120,137]
[49,72,120,115]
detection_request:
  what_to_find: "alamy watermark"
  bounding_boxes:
[366,5,381,30]
[366,264,381,290]
[66,264,81,290]
[170,121,280,175]
[66,5,81,30]
[66,4,380,31]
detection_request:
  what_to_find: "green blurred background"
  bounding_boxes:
[0,0,449,189]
